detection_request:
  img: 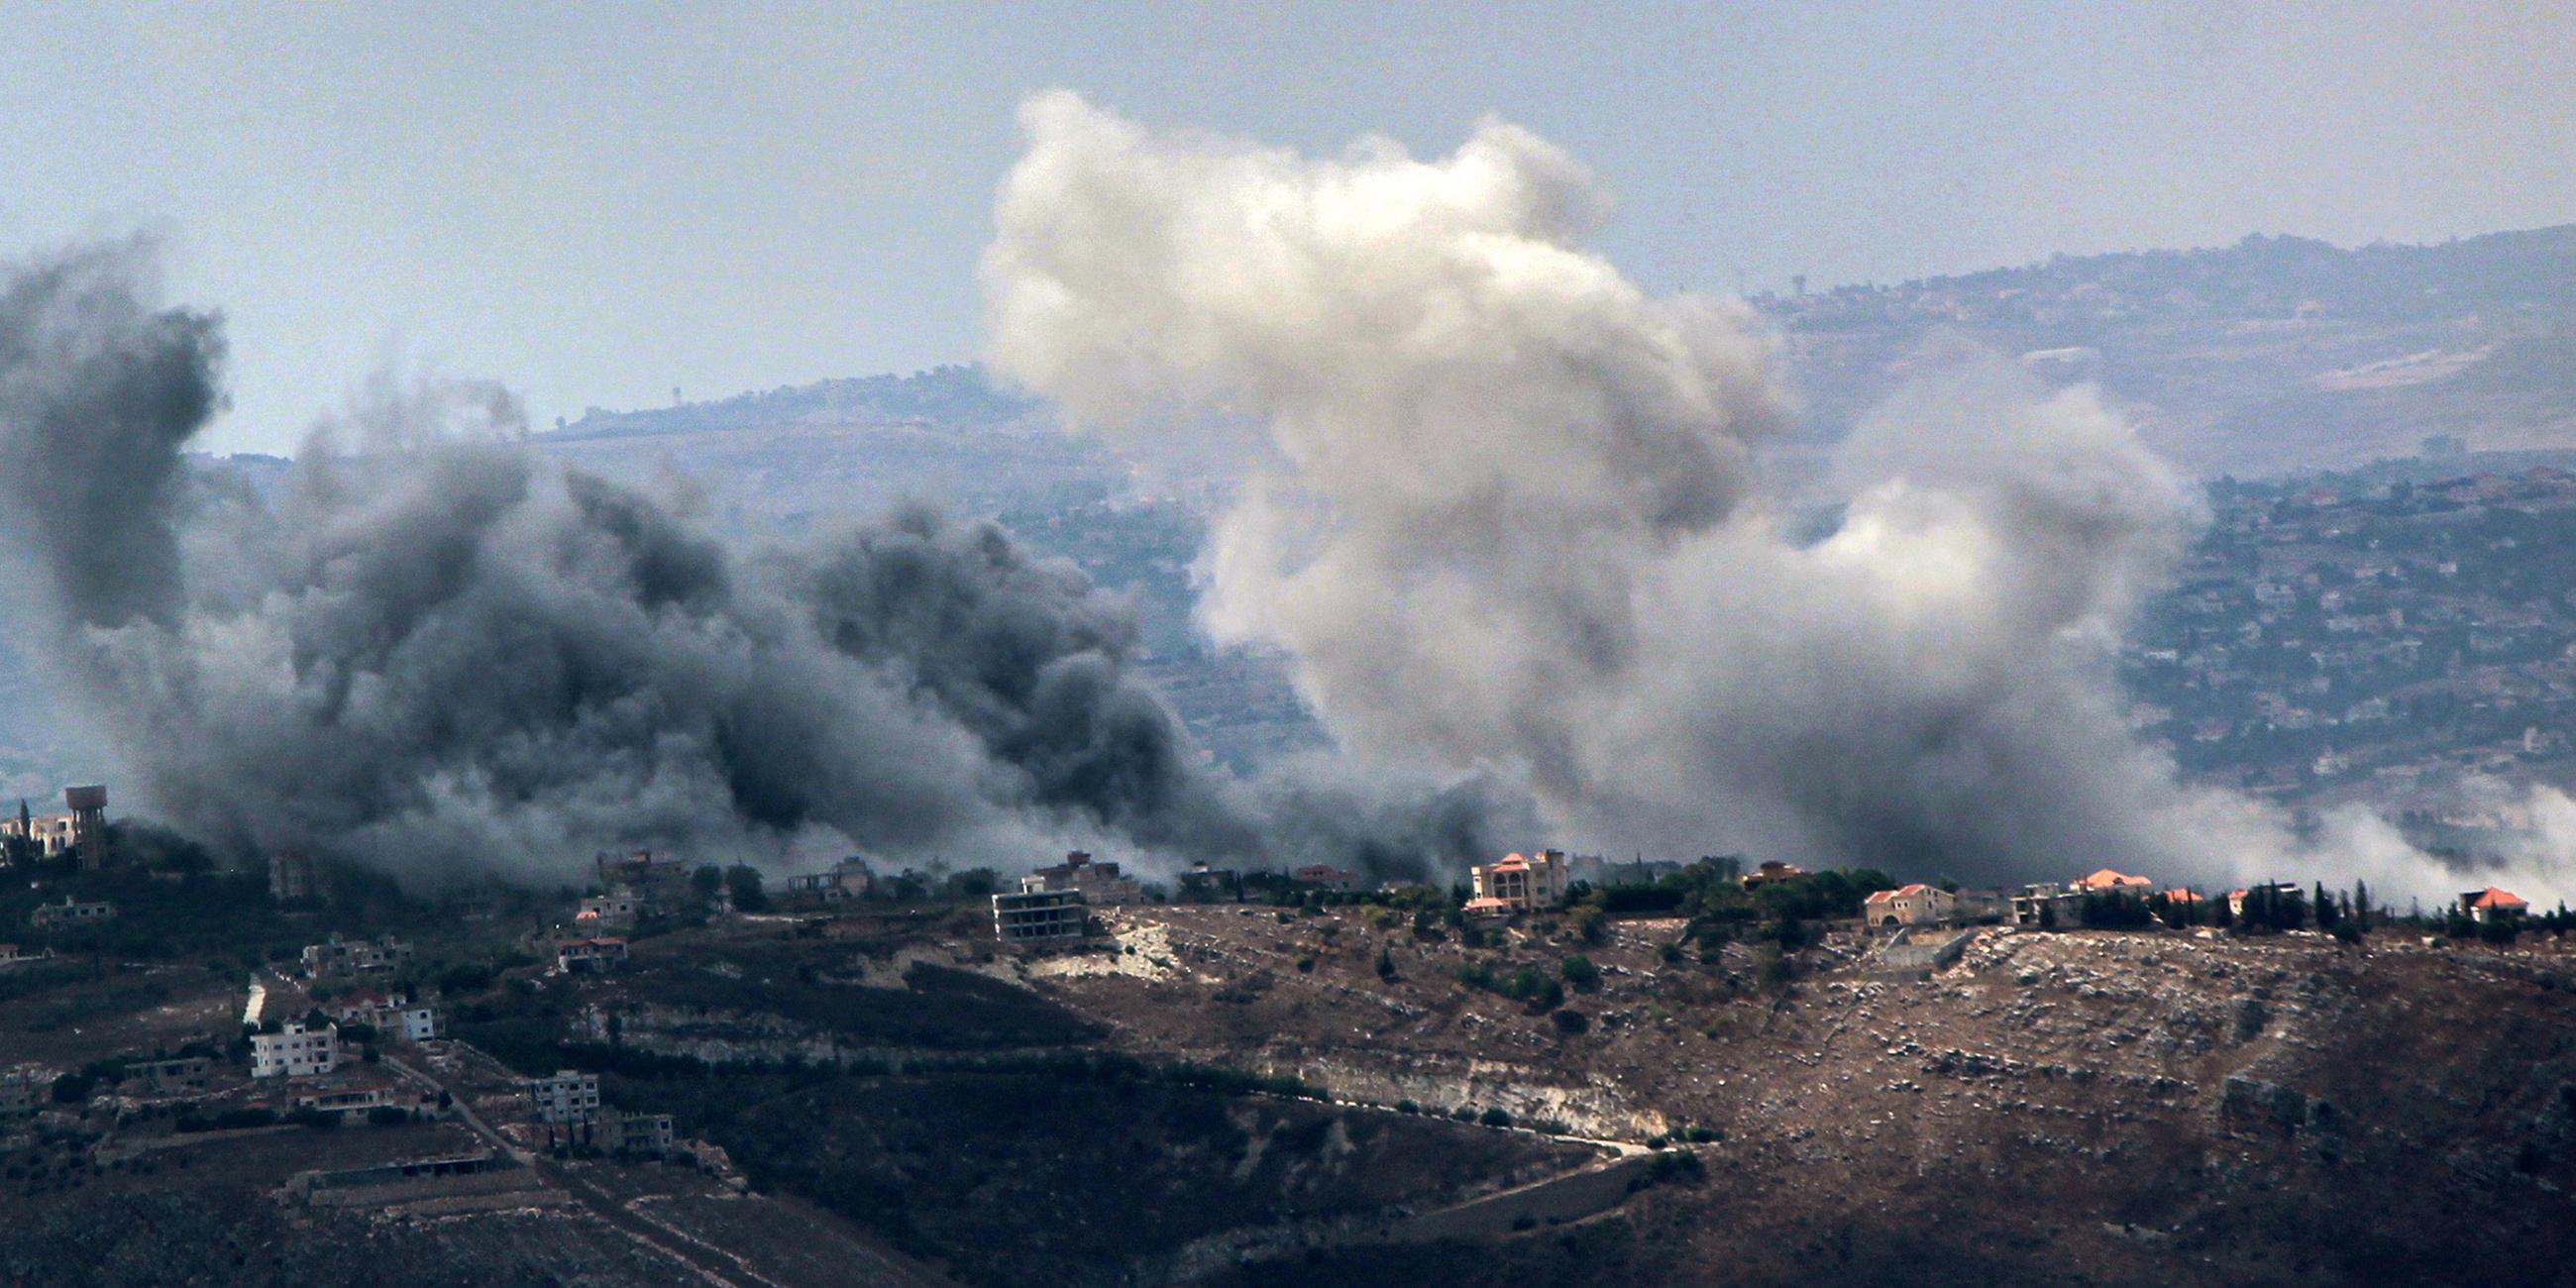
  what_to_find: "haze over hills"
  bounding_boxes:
[490,223,2576,797]
[535,222,2576,520]
[10,224,2576,824]
[1770,223,2576,476]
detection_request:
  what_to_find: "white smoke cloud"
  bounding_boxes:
[982,91,2559,904]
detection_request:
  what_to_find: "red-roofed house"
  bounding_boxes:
[1863,884,1957,928]
[2073,868,2155,893]
[2463,887,2528,924]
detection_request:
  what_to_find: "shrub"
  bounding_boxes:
[176,1107,276,1132]
[1479,1108,1513,1128]
[1295,956,1316,974]
[1559,955,1600,991]
[1683,1125,1722,1143]
[1551,1009,1590,1035]
[1646,1133,1669,1149]
[1395,1099,1420,1115]
[366,1105,411,1127]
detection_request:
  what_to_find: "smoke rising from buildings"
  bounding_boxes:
[982,91,2568,900]
[0,241,1509,887]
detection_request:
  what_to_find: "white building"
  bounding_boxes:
[331,991,438,1042]
[1863,883,1958,928]
[528,1070,601,1125]
[1465,850,1570,916]
[252,1021,340,1079]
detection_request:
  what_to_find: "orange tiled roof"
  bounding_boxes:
[2076,868,2153,890]
[2469,887,2527,910]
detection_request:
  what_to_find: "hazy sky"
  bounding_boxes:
[6,1,2573,456]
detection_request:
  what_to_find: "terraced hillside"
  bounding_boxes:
[1022,906,2576,1286]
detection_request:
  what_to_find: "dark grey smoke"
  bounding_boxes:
[0,242,223,631]
[0,242,1510,886]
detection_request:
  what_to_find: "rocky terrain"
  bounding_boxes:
[13,884,2576,1286]
[1017,906,2576,1285]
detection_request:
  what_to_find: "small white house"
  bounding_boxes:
[252,1020,339,1079]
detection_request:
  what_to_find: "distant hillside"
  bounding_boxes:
[1764,224,2576,476]
[548,228,2576,483]
[1783,225,2576,325]
[547,364,1041,441]
[529,365,1126,542]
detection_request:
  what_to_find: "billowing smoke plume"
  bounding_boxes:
[0,241,1511,886]
[982,91,2567,900]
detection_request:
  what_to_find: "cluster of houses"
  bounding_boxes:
[4,927,459,1140]
[991,851,1140,945]
[554,849,710,973]
[989,850,1368,946]
[228,933,453,1120]
[523,1069,676,1156]
[1856,867,2538,933]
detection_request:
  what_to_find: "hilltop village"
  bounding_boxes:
[9,780,2576,1284]
[2124,457,2576,827]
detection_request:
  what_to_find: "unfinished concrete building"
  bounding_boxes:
[993,888,1089,945]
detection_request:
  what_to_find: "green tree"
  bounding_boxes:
[724,864,770,912]
[1559,954,1600,992]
